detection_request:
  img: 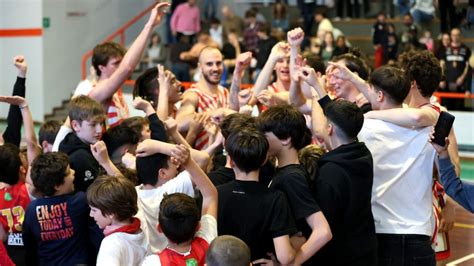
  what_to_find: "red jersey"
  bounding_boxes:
[0,182,30,247]
[186,85,229,150]
[159,237,209,266]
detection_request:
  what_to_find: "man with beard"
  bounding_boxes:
[176,47,229,150]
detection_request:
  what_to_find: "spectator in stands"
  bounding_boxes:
[202,0,217,22]
[333,35,350,57]
[410,0,435,26]
[439,0,457,33]
[440,28,472,110]
[209,17,223,48]
[180,32,220,65]
[314,11,333,44]
[243,9,261,55]
[385,23,399,64]
[145,32,168,69]
[222,30,243,75]
[372,11,387,68]
[255,23,278,78]
[319,32,336,64]
[169,35,192,82]
[170,0,201,43]
[434,33,451,60]
[419,30,434,51]
[221,5,245,39]
[272,1,289,32]
[394,0,411,16]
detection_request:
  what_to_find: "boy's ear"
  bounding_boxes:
[281,137,291,146]
[71,119,81,132]
[158,168,167,180]
[156,223,163,233]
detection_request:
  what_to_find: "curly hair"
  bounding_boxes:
[397,50,442,97]
[30,152,70,196]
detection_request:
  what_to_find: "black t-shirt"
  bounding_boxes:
[208,161,275,187]
[444,43,472,91]
[217,180,297,261]
[269,164,321,238]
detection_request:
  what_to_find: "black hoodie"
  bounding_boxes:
[313,141,377,265]
[59,133,101,192]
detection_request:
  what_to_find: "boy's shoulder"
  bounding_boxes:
[58,132,92,156]
[27,192,87,213]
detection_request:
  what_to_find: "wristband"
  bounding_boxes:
[19,104,28,110]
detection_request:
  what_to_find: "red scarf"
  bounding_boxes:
[104,217,141,237]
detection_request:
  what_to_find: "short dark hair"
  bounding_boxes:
[324,100,364,139]
[133,67,159,104]
[206,235,251,266]
[68,95,105,124]
[92,42,126,77]
[30,152,70,196]
[304,54,326,75]
[101,124,140,156]
[159,193,200,244]
[333,50,369,81]
[225,127,268,173]
[39,120,62,145]
[86,175,138,222]
[258,23,271,35]
[0,143,21,185]
[245,9,256,18]
[220,113,256,139]
[368,66,410,105]
[257,104,312,150]
[136,153,169,186]
[397,50,441,97]
[121,116,150,141]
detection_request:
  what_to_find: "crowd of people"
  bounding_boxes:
[1,1,474,266]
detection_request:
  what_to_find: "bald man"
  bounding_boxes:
[176,47,230,150]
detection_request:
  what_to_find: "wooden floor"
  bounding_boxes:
[437,204,474,266]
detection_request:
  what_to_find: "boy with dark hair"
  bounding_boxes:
[256,104,332,264]
[206,235,251,266]
[87,175,146,265]
[217,127,297,264]
[0,143,30,265]
[38,120,62,153]
[59,95,121,192]
[101,123,140,164]
[134,140,195,253]
[309,98,377,265]
[23,152,94,265]
[141,144,218,266]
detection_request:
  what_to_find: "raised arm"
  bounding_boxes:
[249,42,290,106]
[156,64,171,121]
[229,52,252,111]
[0,96,39,165]
[175,144,217,218]
[89,2,170,103]
[90,141,122,177]
[328,62,370,99]
[3,56,27,147]
[164,117,210,170]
